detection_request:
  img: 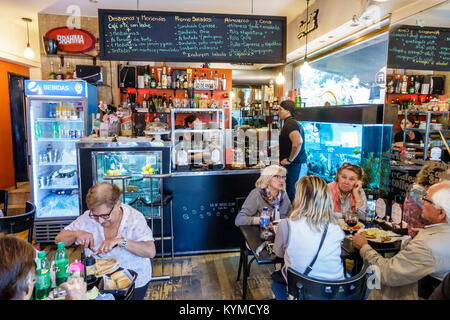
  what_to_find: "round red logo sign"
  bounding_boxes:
[44,27,97,53]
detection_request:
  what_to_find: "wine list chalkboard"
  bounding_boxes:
[98,9,286,63]
[387,25,450,71]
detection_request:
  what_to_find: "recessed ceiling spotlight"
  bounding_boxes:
[90,0,98,3]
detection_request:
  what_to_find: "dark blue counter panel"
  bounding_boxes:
[166,171,259,255]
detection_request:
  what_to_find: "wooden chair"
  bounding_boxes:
[287,260,369,300]
[0,201,35,243]
[0,190,8,215]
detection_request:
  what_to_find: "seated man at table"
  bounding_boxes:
[55,182,156,300]
[353,180,450,300]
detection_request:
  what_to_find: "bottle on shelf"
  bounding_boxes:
[176,75,181,89]
[55,242,69,287]
[400,75,408,94]
[167,67,172,89]
[183,75,188,89]
[150,68,157,89]
[168,96,174,108]
[93,113,100,136]
[172,70,177,89]
[161,93,168,108]
[408,76,415,94]
[183,92,190,108]
[144,66,150,88]
[34,121,42,138]
[148,94,156,112]
[35,251,51,300]
[56,63,64,80]
[414,75,421,94]
[49,61,57,80]
[161,67,167,89]
[214,71,219,90]
[52,121,59,138]
[64,62,73,79]
[209,71,214,90]
[157,68,162,88]
[221,74,227,91]
[142,93,147,109]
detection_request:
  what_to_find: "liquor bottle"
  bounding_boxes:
[49,61,57,80]
[214,71,219,90]
[414,75,421,94]
[150,68,157,88]
[209,71,214,90]
[161,93,168,108]
[183,75,188,89]
[172,70,177,89]
[161,67,167,89]
[221,74,227,91]
[183,92,190,108]
[142,94,147,109]
[167,67,172,89]
[176,75,180,89]
[408,76,415,94]
[157,68,162,88]
[168,96,173,108]
[400,75,408,94]
[148,94,156,112]
[56,63,64,80]
[64,62,73,79]
[144,66,150,88]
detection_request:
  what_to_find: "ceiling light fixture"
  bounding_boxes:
[22,17,34,60]
[276,72,285,85]
[300,0,312,76]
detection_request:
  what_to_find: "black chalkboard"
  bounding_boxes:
[387,25,450,71]
[98,9,286,63]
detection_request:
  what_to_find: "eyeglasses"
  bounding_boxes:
[274,175,287,180]
[89,204,115,221]
[421,196,435,206]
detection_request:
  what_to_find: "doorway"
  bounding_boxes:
[8,73,29,185]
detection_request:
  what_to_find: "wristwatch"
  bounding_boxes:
[120,238,127,248]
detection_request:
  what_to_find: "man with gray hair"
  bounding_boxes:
[353,180,450,299]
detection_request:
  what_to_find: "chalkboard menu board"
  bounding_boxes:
[387,25,450,71]
[98,9,286,63]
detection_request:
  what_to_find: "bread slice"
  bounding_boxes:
[116,276,131,289]
[104,278,117,290]
[110,270,126,282]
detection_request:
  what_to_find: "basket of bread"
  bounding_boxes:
[98,268,137,297]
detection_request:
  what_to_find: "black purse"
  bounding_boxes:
[271,223,329,284]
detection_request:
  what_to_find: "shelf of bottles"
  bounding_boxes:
[30,100,86,218]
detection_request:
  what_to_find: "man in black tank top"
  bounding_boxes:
[277,100,307,201]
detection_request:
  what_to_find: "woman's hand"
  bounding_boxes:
[352,180,363,197]
[93,238,122,255]
[59,277,87,300]
[75,231,95,250]
[280,158,290,166]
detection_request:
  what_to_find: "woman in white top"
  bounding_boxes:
[55,182,156,300]
[272,175,345,300]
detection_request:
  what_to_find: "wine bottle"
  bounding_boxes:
[214,71,219,90]
[56,63,64,80]
[408,76,415,94]
[48,61,57,80]
[162,67,167,89]
[64,62,73,79]
[167,67,172,89]
[142,94,147,109]
[150,68,157,88]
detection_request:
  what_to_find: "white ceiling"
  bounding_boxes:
[37,0,307,24]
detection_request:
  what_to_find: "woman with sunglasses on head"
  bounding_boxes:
[328,163,367,219]
[235,165,291,227]
[55,182,156,300]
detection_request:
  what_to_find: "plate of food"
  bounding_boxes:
[99,268,137,297]
[95,258,120,277]
[357,228,397,243]
[338,219,365,233]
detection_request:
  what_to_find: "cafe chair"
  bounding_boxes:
[0,201,36,243]
[418,275,443,299]
[286,260,369,300]
[0,189,8,215]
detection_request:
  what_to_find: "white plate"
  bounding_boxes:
[338,219,365,232]
[357,228,398,243]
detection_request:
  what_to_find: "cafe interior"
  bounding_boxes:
[0,0,450,301]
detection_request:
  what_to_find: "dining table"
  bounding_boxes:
[238,224,405,300]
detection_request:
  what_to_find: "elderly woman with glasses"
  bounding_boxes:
[328,163,367,219]
[55,182,156,300]
[235,165,292,227]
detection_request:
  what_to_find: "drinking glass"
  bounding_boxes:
[344,211,358,238]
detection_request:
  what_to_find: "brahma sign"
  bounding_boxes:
[44,27,97,53]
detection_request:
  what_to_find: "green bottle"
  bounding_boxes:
[35,251,51,300]
[55,242,69,286]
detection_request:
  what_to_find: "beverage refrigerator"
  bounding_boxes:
[25,80,97,243]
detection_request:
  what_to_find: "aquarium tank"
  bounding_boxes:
[92,151,163,217]
[300,121,392,193]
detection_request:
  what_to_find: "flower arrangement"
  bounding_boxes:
[98,101,124,124]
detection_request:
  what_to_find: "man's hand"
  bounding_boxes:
[352,233,368,250]
[59,277,87,300]
[93,238,123,255]
[280,158,290,166]
[75,231,95,250]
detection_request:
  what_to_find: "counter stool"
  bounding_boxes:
[141,173,173,281]
[103,175,132,203]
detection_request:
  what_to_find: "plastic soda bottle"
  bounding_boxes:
[55,242,69,286]
[52,121,59,138]
[35,251,51,300]
[260,207,270,230]
[366,195,376,227]
[34,121,42,138]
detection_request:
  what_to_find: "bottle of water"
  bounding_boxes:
[366,195,376,227]
[260,207,270,230]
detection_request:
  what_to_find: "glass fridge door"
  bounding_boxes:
[92,151,163,218]
[28,97,86,218]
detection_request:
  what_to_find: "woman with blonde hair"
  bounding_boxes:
[272,175,345,299]
[235,165,291,226]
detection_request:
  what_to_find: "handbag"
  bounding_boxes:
[271,223,329,284]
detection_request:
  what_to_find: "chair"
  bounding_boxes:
[287,260,369,300]
[0,201,35,243]
[0,190,8,215]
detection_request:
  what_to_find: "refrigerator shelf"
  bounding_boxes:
[39,185,79,190]
[37,138,79,142]
[39,162,77,166]
[37,118,83,123]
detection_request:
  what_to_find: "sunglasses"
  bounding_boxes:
[421,196,435,206]
[89,204,115,221]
